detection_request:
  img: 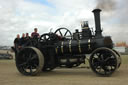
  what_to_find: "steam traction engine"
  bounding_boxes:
[15,9,121,76]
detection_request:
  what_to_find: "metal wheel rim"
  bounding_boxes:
[39,33,50,42]
[54,27,72,39]
[16,47,44,76]
[112,49,122,68]
[89,47,118,76]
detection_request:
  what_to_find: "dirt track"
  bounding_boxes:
[0,55,128,85]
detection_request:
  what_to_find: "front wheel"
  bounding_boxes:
[89,47,119,76]
[112,49,122,68]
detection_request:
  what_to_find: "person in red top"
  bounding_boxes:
[31,28,40,38]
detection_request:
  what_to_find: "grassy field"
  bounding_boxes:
[0,55,128,85]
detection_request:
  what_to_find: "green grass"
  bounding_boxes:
[121,55,128,64]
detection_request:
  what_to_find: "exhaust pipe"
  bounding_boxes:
[92,9,102,38]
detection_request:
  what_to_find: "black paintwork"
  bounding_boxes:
[14,9,121,76]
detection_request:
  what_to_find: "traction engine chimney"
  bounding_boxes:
[92,9,102,38]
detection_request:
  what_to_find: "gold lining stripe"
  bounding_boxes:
[88,44,91,50]
[69,40,72,53]
[88,39,91,43]
[78,40,82,53]
[88,39,91,50]
[61,42,64,53]
[55,47,58,54]
[82,27,89,29]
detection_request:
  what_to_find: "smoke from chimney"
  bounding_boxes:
[96,0,116,12]
[95,0,128,44]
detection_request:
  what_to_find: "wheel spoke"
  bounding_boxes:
[31,55,37,60]
[98,66,102,72]
[96,53,102,61]
[100,54,104,61]
[59,30,63,36]
[93,60,100,68]
[30,66,33,74]
[47,37,50,40]
[25,52,33,63]
[64,30,68,37]
[105,57,111,62]
[29,52,32,58]
[19,62,27,67]
[44,36,46,40]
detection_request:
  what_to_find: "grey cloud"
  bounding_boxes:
[0,0,127,46]
[0,0,55,46]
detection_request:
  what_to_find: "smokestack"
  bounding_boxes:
[92,9,102,38]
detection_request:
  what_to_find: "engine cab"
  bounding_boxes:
[73,21,92,40]
[81,21,92,39]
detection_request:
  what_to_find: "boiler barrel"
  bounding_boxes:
[55,39,95,54]
[55,36,113,55]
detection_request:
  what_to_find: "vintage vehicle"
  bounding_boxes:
[0,53,13,59]
[14,9,121,76]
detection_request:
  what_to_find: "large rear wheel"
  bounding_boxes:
[16,47,44,76]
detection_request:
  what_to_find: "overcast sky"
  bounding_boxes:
[0,0,127,46]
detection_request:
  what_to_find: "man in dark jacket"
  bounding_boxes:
[26,33,30,39]
[19,33,26,47]
[24,33,31,46]
[11,34,20,53]
[14,34,20,48]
